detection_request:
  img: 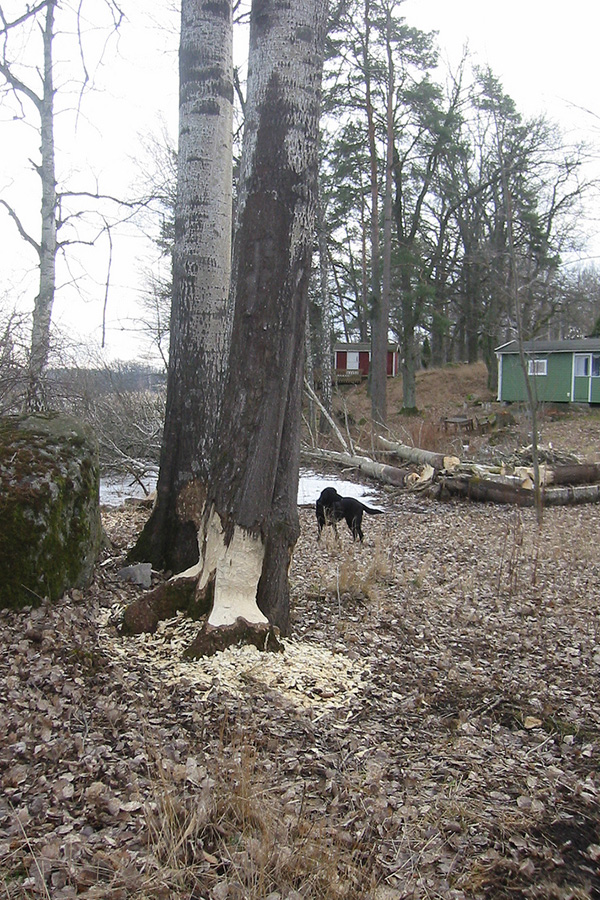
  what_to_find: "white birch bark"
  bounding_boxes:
[137,0,235,571]
[170,0,233,464]
[27,1,57,411]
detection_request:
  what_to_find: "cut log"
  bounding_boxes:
[438,475,600,507]
[547,464,600,485]
[438,475,535,506]
[542,484,600,505]
[302,448,408,486]
[376,436,460,471]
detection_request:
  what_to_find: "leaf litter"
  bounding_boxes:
[1,487,600,899]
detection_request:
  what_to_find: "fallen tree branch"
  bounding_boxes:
[303,379,349,453]
[302,447,408,486]
[376,435,460,471]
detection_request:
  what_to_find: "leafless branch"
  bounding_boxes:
[0,198,41,254]
[233,66,245,115]
[101,221,113,348]
[0,1,49,35]
[0,60,41,108]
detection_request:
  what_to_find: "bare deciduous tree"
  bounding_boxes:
[0,0,126,409]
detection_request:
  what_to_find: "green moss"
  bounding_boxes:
[0,413,102,609]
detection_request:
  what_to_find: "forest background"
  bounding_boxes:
[1,0,600,410]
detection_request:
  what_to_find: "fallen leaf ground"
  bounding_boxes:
[2,365,600,899]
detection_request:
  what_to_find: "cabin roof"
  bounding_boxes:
[495,337,600,355]
[334,342,399,352]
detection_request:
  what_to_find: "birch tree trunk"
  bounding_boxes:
[27,1,57,411]
[185,0,328,653]
[132,0,234,572]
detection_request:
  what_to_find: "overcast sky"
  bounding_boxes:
[404,0,599,128]
[1,0,598,363]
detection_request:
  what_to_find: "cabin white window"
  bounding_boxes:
[528,358,547,376]
[592,354,600,377]
[574,355,590,377]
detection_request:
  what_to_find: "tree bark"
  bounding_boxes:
[376,435,460,471]
[371,4,395,428]
[316,185,334,433]
[438,475,600,507]
[27,1,57,411]
[131,0,234,572]
[362,0,384,420]
[186,0,328,650]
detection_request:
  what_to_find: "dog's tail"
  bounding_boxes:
[362,504,384,515]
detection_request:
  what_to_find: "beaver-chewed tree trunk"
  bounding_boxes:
[183,0,328,655]
[121,0,327,653]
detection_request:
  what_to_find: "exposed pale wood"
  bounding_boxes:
[184,619,282,658]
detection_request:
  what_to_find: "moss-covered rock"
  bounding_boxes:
[0,413,102,609]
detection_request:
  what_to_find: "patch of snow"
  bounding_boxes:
[297,468,384,508]
[100,466,384,509]
[100,473,157,507]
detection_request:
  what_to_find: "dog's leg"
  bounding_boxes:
[349,514,363,542]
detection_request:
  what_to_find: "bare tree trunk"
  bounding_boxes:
[303,448,408,486]
[371,3,395,428]
[316,185,333,433]
[131,0,233,572]
[495,116,543,525]
[304,313,317,436]
[362,0,383,416]
[186,0,328,651]
[27,1,57,411]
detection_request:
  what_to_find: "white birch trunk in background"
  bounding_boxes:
[27,1,57,411]
[134,0,234,572]
[172,0,233,435]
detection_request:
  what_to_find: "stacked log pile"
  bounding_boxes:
[302,438,600,507]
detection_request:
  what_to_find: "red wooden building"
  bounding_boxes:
[334,342,400,381]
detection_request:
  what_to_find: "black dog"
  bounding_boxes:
[316,486,383,542]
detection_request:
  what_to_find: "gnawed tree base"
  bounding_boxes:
[183,618,283,658]
[121,506,289,656]
[196,509,269,628]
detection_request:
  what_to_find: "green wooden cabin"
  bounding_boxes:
[496,338,600,404]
